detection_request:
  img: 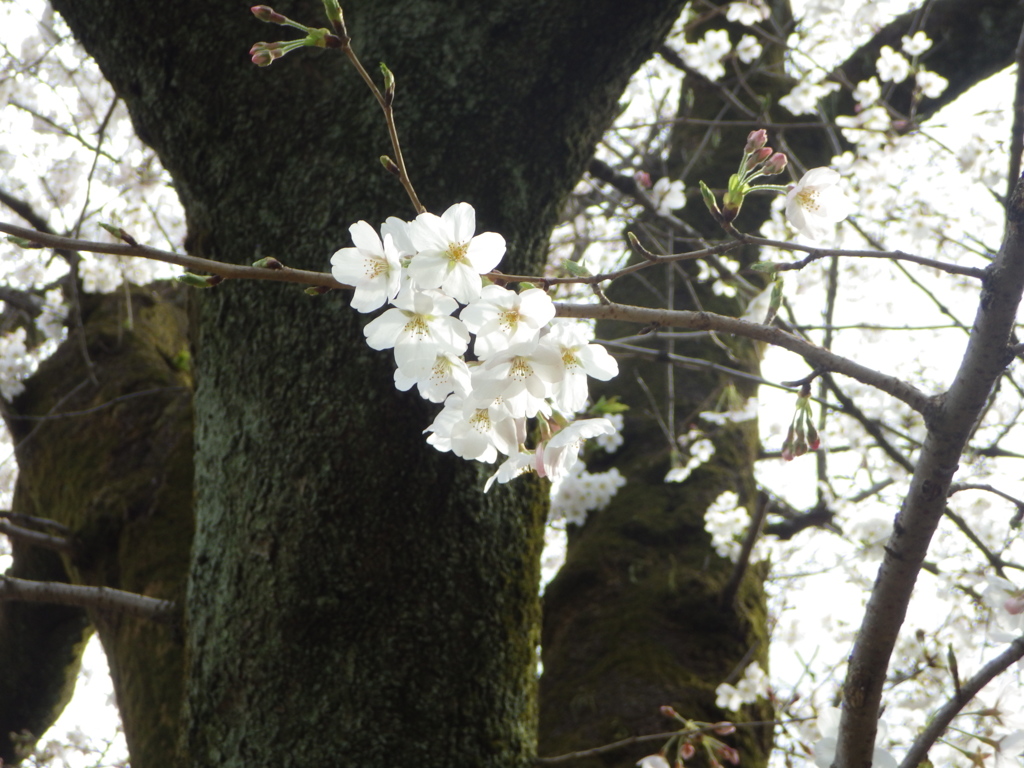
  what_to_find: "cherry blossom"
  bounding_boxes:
[407,202,506,303]
[876,44,910,83]
[330,220,403,312]
[470,336,565,418]
[539,418,617,482]
[460,285,555,358]
[546,322,619,414]
[363,287,469,358]
[785,167,853,241]
[635,755,670,768]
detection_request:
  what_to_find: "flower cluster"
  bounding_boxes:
[715,662,769,712]
[331,202,620,489]
[637,707,741,768]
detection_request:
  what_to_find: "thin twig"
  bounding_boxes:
[0,574,176,621]
[0,520,74,553]
[898,635,1024,768]
[0,222,347,290]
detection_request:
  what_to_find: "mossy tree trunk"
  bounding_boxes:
[5,1,684,767]
[5,1,1020,767]
[4,286,193,768]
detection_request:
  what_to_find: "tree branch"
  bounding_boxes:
[0,221,346,290]
[835,175,1024,768]
[898,635,1024,768]
[557,301,935,415]
[0,575,176,622]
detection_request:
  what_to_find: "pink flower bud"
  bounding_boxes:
[718,745,740,765]
[251,5,287,23]
[249,42,283,66]
[713,722,737,735]
[680,742,696,759]
[762,152,788,175]
[745,128,768,153]
[745,147,772,170]
[635,170,652,189]
[659,705,679,719]
[1005,596,1024,615]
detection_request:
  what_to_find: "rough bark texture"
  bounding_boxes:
[3,1,1021,766]
[4,286,193,767]
[32,1,686,767]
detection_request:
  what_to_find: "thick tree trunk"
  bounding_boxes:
[5,286,193,768]
[29,2,685,766]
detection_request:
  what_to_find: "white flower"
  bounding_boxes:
[540,418,617,482]
[681,29,732,81]
[876,45,910,83]
[785,168,853,241]
[470,336,565,418]
[716,662,768,711]
[330,220,404,312]
[636,755,671,768]
[736,34,762,64]
[407,202,506,304]
[853,76,881,108]
[725,1,769,25]
[484,450,536,491]
[901,31,932,56]
[460,285,555,358]
[546,322,619,414]
[363,288,469,358]
[915,69,948,99]
[425,395,519,463]
[983,576,1024,641]
[393,349,471,403]
[651,177,686,215]
[812,707,897,768]
[778,79,840,116]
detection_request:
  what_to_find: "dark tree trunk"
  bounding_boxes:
[12,1,684,766]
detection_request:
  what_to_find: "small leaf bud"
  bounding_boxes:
[6,235,43,248]
[177,273,223,288]
[379,155,401,176]
[252,257,284,269]
[380,62,396,107]
[99,222,138,246]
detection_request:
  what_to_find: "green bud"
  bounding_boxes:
[765,275,783,325]
[252,257,284,269]
[562,259,591,277]
[177,273,222,288]
[379,155,400,176]
[380,62,395,107]
[6,235,42,248]
[749,261,778,274]
[99,222,138,246]
[699,180,722,219]
[590,395,629,415]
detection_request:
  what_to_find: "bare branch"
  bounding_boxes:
[835,176,1024,768]
[0,221,346,290]
[557,301,934,415]
[0,575,176,621]
[898,635,1024,768]
[750,236,987,280]
[0,521,73,554]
